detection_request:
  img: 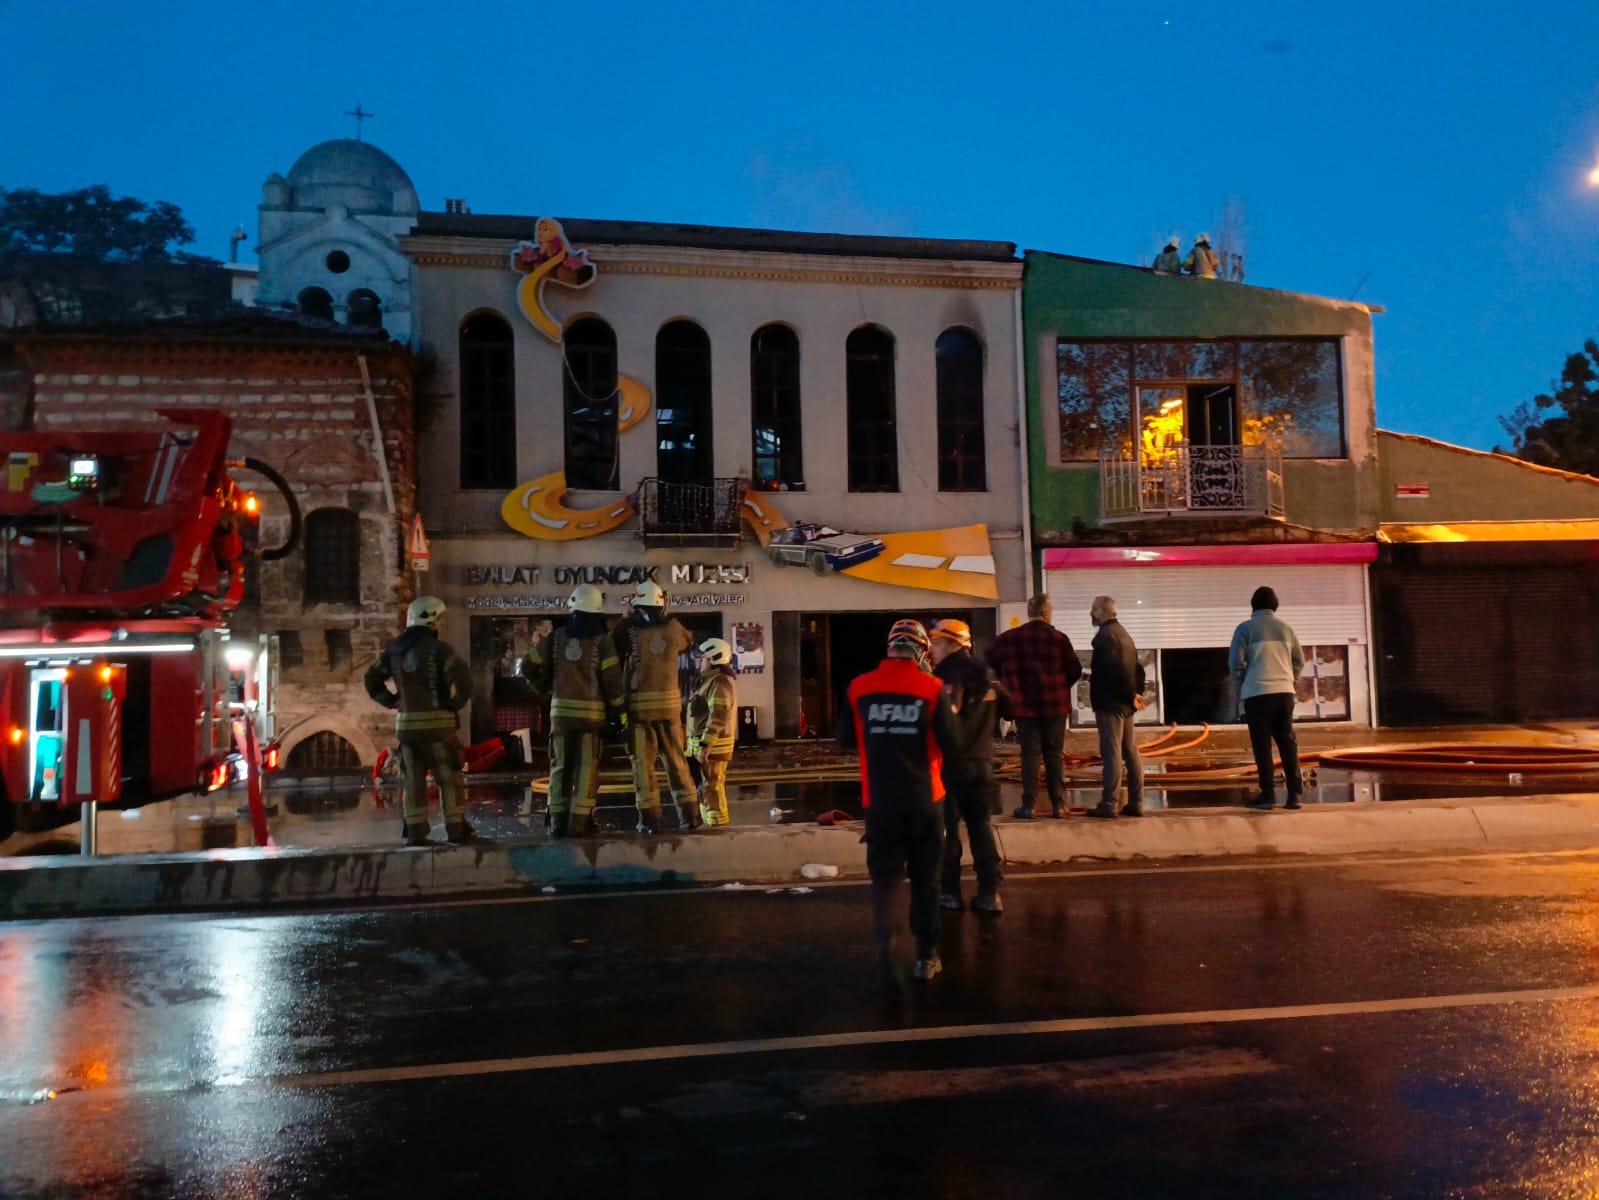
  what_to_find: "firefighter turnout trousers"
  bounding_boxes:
[549,730,605,820]
[699,758,730,826]
[399,733,466,826]
[630,718,697,821]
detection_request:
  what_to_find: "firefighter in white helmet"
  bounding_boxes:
[686,636,738,826]
[363,595,475,845]
[518,584,625,837]
[610,580,699,832]
[1152,235,1183,274]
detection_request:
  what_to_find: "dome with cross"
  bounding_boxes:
[283,139,418,216]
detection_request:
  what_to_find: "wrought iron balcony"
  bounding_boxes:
[638,477,744,548]
[1100,445,1284,521]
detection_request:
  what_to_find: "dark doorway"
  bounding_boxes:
[1159,647,1238,724]
[1186,384,1238,446]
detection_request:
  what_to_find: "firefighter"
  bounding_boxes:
[838,619,959,986]
[612,581,699,833]
[686,636,738,826]
[927,619,1005,914]
[1184,232,1220,279]
[518,584,624,837]
[363,595,475,846]
[1152,235,1183,274]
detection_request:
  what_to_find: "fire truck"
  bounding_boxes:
[0,409,298,845]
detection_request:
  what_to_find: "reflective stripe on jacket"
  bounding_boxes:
[614,615,693,720]
[520,629,625,733]
[363,626,471,740]
[687,666,737,760]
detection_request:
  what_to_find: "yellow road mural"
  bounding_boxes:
[841,524,998,600]
[501,472,638,541]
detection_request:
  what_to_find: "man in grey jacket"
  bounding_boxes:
[1229,586,1306,811]
[1085,596,1145,819]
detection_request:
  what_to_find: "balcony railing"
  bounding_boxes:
[638,477,744,548]
[1100,445,1284,520]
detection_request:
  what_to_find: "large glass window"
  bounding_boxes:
[936,328,986,492]
[846,326,898,492]
[750,324,803,490]
[563,317,619,490]
[1057,337,1345,461]
[656,320,713,485]
[303,508,360,606]
[459,313,516,489]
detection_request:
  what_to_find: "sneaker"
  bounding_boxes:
[1011,806,1036,820]
[1246,796,1277,811]
[1082,806,1117,819]
[636,809,663,835]
[569,815,598,837]
[548,811,571,838]
[912,954,943,980]
[971,893,1004,915]
[1047,804,1068,819]
[1121,806,1144,818]
[444,819,477,844]
[939,892,963,911]
[1284,796,1303,811]
[402,823,431,847]
[676,804,703,831]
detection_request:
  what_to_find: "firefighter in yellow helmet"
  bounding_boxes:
[363,595,475,846]
[686,636,738,826]
[611,581,699,833]
[518,584,625,837]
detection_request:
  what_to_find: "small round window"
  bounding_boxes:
[325,250,351,274]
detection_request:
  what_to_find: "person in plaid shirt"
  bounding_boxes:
[983,594,1082,819]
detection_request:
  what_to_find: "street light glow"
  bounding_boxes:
[1590,156,1599,187]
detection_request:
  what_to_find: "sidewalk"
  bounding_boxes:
[3,722,1596,918]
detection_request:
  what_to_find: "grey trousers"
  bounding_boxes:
[1094,710,1144,811]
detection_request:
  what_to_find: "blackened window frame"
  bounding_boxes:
[563,316,620,491]
[458,312,517,491]
[935,327,986,492]
[303,507,360,607]
[846,325,899,493]
[750,323,803,490]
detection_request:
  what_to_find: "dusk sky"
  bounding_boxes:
[4,0,1598,452]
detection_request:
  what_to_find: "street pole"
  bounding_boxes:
[79,801,97,856]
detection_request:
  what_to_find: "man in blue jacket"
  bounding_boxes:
[1229,586,1306,811]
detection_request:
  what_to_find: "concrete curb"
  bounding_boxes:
[4,795,1599,919]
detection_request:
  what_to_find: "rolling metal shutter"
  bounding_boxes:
[1046,564,1368,651]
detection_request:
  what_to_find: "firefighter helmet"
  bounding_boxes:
[1195,232,1211,245]
[929,619,973,649]
[1165,235,1180,249]
[886,619,930,654]
[698,637,733,666]
[632,581,667,608]
[406,596,446,629]
[568,584,605,613]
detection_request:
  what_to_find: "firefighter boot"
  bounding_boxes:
[569,814,598,837]
[445,817,477,844]
[676,801,703,831]
[636,808,664,835]
[402,822,431,847]
[549,810,571,838]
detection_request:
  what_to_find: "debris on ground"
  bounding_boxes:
[800,863,839,880]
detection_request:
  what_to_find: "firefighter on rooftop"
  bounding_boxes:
[518,584,625,837]
[612,581,699,833]
[686,636,738,826]
[363,596,475,846]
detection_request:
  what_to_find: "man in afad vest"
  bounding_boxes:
[612,581,699,833]
[363,595,475,846]
[686,636,738,826]
[519,584,625,837]
[838,619,959,986]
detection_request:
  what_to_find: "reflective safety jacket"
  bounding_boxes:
[519,629,625,733]
[836,657,957,810]
[363,626,472,741]
[612,614,693,721]
[687,666,737,760]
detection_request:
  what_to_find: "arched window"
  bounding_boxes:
[563,317,619,490]
[656,320,713,485]
[936,328,986,491]
[750,324,802,490]
[285,730,361,770]
[459,313,516,490]
[303,508,360,606]
[846,326,898,492]
[298,287,334,322]
[346,288,383,329]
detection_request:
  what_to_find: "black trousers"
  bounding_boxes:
[1017,715,1067,811]
[1244,692,1302,800]
[866,800,944,959]
[941,763,1002,897]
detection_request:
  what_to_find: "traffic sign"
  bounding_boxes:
[408,513,430,573]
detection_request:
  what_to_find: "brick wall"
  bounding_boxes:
[18,333,416,764]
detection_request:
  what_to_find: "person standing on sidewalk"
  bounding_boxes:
[1229,586,1306,811]
[1084,595,1146,819]
[612,581,699,834]
[686,637,738,826]
[984,594,1082,819]
[928,620,1005,915]
[363,596,475,846]
[518,585,625,837]
[838,620,959,985]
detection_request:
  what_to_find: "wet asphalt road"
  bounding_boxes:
[6,852,1599,1199]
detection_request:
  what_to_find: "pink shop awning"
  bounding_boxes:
[1042,544,1377,570]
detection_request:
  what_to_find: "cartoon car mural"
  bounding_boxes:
[767,523,887,576]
